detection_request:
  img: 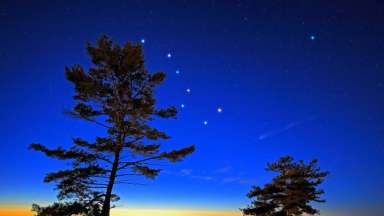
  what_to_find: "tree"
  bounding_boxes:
[241,156,329,216]
[31,201,101,216]
[30,35,195,216]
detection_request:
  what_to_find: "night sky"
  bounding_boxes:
[1,1,384,215]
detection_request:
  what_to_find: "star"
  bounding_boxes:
[181,104,185,108]
[176,69,180,74]
[167,53,172,58]
[140,38,145,44]
[186,88,191,93]
[217,107,223,113]
[203,121,208,125]
[310,35,316,41]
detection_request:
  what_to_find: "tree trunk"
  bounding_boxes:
[101,151,120,216]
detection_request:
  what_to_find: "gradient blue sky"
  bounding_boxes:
[1,0,384,214]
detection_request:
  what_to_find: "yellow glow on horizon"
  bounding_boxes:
[0,206,241,216]
[111,208,241,216]
[0,206,357,216]
[0,207,33,216]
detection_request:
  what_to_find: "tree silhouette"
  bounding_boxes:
[31,201,100,216]
[241,156,329,216]
[30,35,195,216]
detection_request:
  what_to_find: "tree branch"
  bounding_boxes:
[118,155,163,170]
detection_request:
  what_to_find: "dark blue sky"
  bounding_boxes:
[1,0,384,214]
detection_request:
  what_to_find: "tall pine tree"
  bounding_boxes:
[241,156,329,216]
[30,35,195,216]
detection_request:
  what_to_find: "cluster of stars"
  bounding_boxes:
[141,38,223,127]
[140,33,316,126]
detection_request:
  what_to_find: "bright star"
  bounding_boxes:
[310,35,316,40]
[140,38,145,44]
[203,121,208,125]
[176,70,180,74]
[181,104,185,108]
[186,88,191,93]
[167,53,172,58]
[217,107,223,113]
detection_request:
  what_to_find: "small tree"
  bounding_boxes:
[30,35,195,216]
[31,201,99,216]
[241,156,329,216]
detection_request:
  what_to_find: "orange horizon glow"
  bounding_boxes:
[0,206,241,216]
[0,207,33,216]
[0,205,369,216]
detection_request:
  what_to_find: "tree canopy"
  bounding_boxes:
[30,35,195,216]
[241,156,329,216]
